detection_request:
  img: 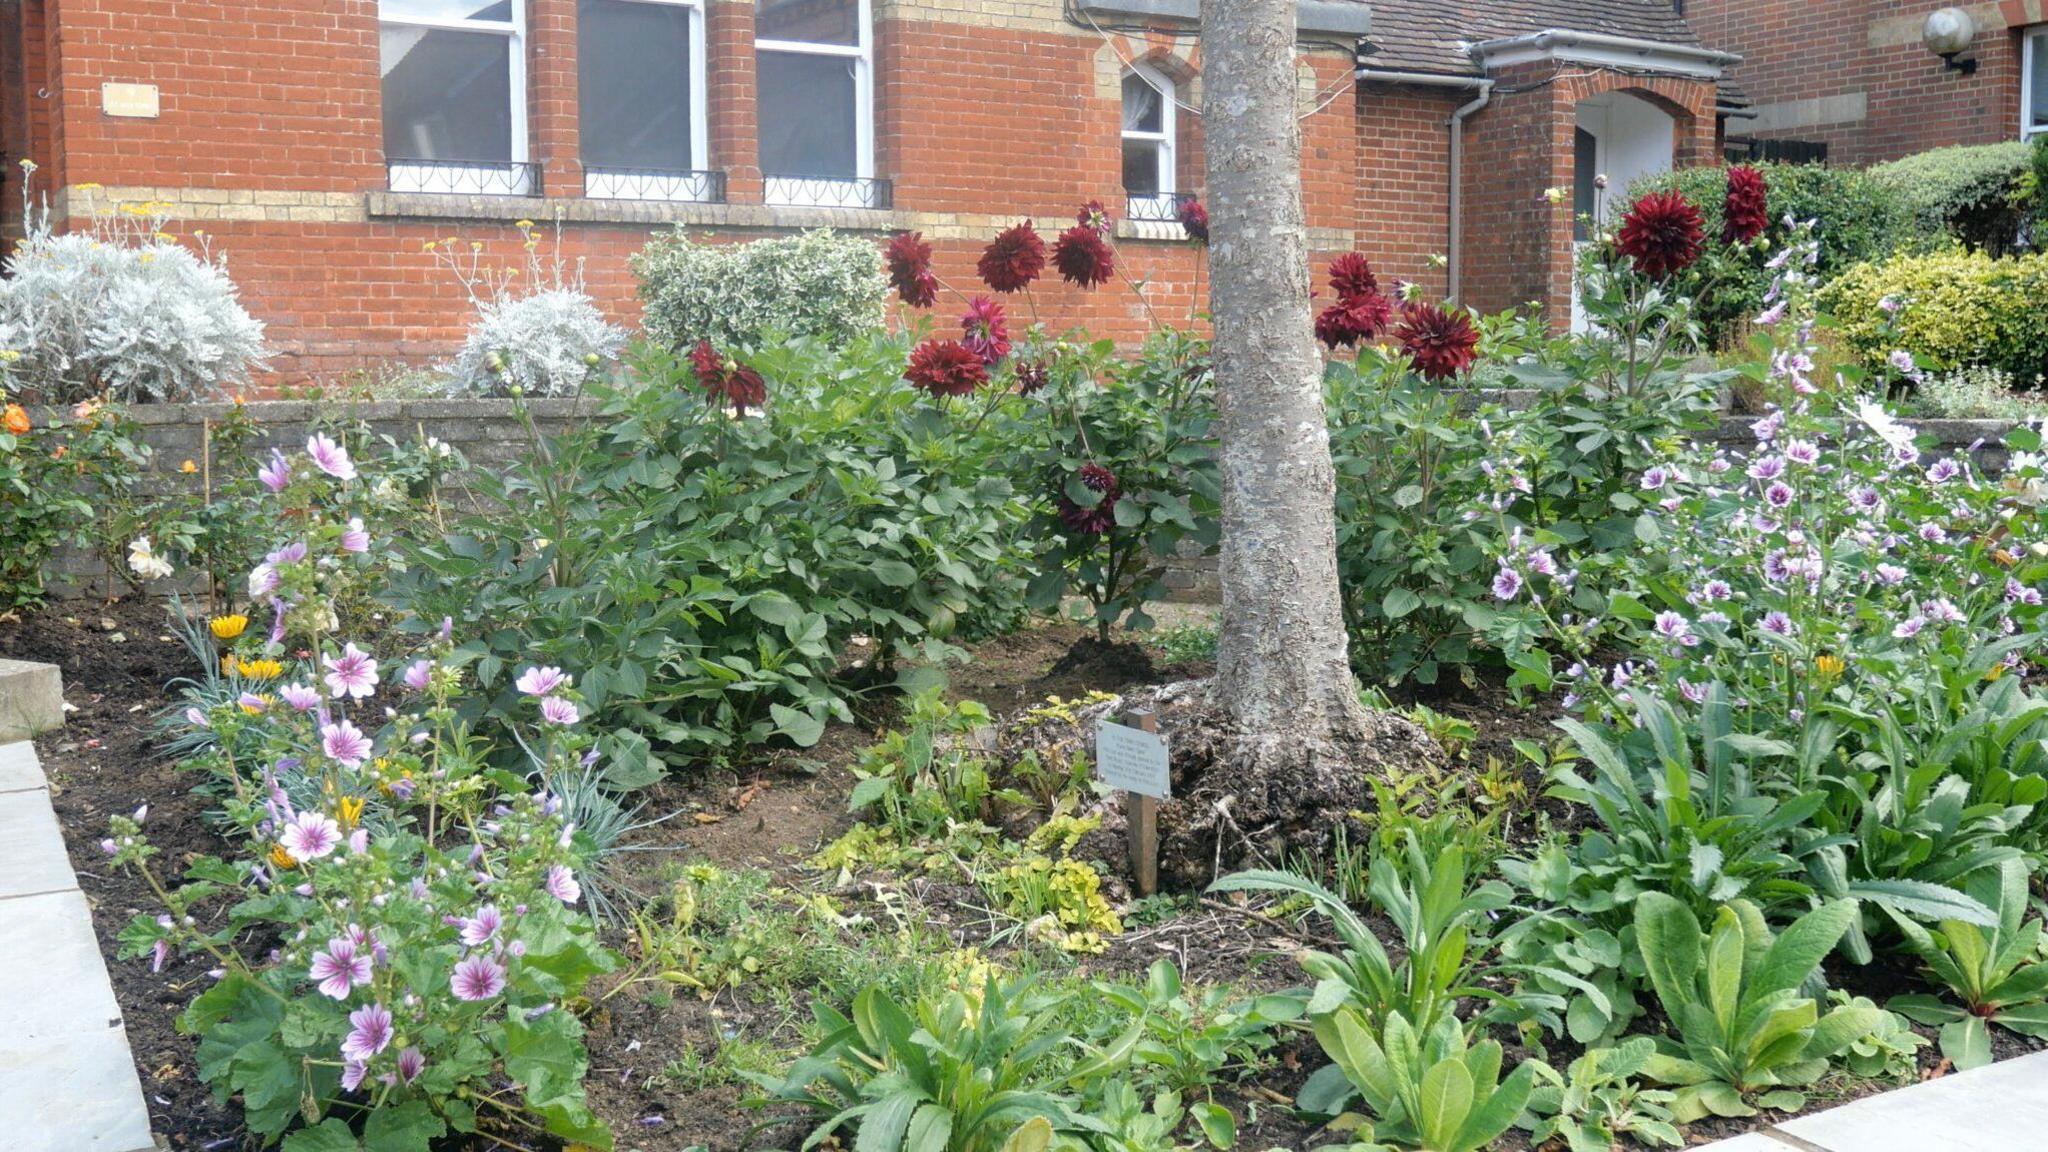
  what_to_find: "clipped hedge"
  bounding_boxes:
[632,227,887,352]
[1870,141,2038,254]
[1823,248,2048,386]
[1635,163,1914,348]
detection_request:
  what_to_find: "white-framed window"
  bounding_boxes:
[756,0,879,208]
[2025,25,2048,141]
[579,0,713,201]
[1121,64,1176,217]
[379,1,533,195]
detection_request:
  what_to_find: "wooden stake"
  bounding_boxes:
[1124,708,1160,896]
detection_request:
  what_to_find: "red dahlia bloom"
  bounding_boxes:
[1314,291,1393,350]
[1013,357,1050,396]
[689,340,768,411]
[905,339,989,397]
[884,231,938,308]
[1722,165,1769,245]
[1327,253,1379,300]
[1057,463,1121,535]
[979,221,1047,293]
[1178,198,1210,243]
[961,296,1011,365]
[1616,190,1706,279]
[1076,199,1113,235]
[1395,302,1480,381]
[1053,225,1116,289]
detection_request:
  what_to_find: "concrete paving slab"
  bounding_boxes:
[0,738,47,791]
[0,1025,157,1151]
[0,888,124,1042]
[1773,1050,2048,1151]
[0,658,64,743]
[0,786,81,899]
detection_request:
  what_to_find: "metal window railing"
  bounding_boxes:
[583,165,727,203]
[763,174,892,209]
[1124,191,1197,223]
[386,160,540,197]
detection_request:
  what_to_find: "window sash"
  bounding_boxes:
[379,0,529,191]
[756,0,874,197]
[2026,28,2048,139]
[579,0,710,196]
[1120,65,1176,198]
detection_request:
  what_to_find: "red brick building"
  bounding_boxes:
[1689,1,2048,165]
[0,0,1741,381]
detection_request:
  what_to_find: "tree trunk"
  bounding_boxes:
[1201,0,1369,751]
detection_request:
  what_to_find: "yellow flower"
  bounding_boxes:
[336,795,364,831]
[268,843,297,870]
[209,614,248,640]
[1985,663,2008,682]
[238,694,271,716]
[179,459,198,473]
[220,654,239,676]
[1815,654,1845,679]
[515,218,535,229]
[238,658,284,681]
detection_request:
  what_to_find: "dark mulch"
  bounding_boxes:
[1,597,246,1150]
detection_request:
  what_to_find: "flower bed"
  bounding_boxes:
[5,182,2048,1152]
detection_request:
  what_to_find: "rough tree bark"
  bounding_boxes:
[1201,0,1372,752]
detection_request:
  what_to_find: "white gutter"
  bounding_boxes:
[1469,29,1740,80]
[1354,68,1493,304]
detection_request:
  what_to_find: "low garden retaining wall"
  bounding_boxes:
[34,399,2032,603]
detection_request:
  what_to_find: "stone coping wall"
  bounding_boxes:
[36,399,2033,603]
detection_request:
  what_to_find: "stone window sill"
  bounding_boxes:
[364,191,905,232]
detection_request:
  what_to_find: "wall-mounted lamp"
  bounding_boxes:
[1923,7,1979,75]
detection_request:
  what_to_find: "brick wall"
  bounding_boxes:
[1689,0,2041,165]
[1458,66,1718,321]
[0,0,1373,385]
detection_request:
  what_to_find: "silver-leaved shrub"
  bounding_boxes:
[633,226,886,351]
[0,207,265,403]
[449,287,625,398]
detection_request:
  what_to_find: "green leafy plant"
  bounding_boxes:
[1517,1037,1682,1152]
[633,226,887,352]
[1014,328,1219,641]
[1632,893,1882,1121]
[1301,1007,1539,1152]
[748,977,1134,1152]
[1095,960,1301,1098]
[1886,859,2048,1070]
[1212,833,1525,1041]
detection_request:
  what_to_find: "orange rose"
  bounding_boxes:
[1,404,27,435]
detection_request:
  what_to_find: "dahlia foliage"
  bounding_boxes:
[107,437,616,1147]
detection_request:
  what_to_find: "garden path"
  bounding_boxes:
[1697,1050,2048,1151]
[0,736,157,1151]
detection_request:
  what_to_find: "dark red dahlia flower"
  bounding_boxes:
[979,221,1047,293]
[1053,225,1116,289]
[1327,253,1379,300]
[905,338,989,397]
[884,231,938,308]
[1722,165,1769,245]
[1178,198,1210,243]
[1314,291,1393,350]
[1395,302,1480,381]
[1056,463,1121,535]
[1076,199,1113,236]
[1616,190,1706,279]
[961,296,1011,366]
[689,340,768,411]
[1012,357,1050,396]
